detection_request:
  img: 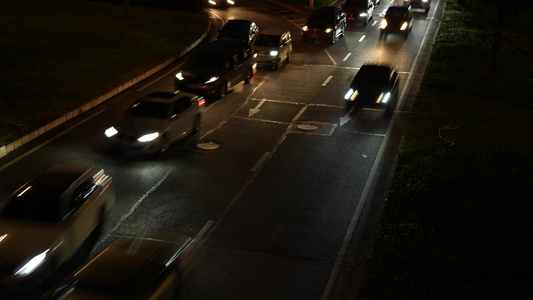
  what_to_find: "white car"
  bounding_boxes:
[0,163,115,291]
[399,0,431,13]
[105,91,205,154]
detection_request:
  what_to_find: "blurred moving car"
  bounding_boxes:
[105,91,205,154]
[47,235,195,300]
[0,163,114,291]
[301,6,346,44]
[398,0,431,13]
[344,63,400,111]
[216,19,259,45]
[343,0,375,25]
[252,28,292,70]
[174,39,256,100]
[379,6,413,39]
[206,0,234,7]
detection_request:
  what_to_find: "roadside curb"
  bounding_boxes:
[0,18,212,160]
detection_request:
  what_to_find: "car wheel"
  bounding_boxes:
[405,31,409,39]
[425,7,430,14]
[192,115,201,134]
[331,33,336,44]
[158,135,170,154]
[286,51,291,63]
[244,69,252,84]
[219,81,228,98]
[274,58,280,70]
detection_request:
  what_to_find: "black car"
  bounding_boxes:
[174,39,256,100]
[343,0,375,25]
[379,6,413,38]
[217,19,259,45]
[301,6,346,44]
[344,64,399,111]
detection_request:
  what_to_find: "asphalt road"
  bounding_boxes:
[0,0,444,299]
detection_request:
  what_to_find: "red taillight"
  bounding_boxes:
[198,99,206,106]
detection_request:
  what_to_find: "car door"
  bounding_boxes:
[227,48,245,87]
[168,97,194,141]
[335,8,346,37]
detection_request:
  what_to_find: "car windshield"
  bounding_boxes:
[344,0,368,8]
[128,101,169,119]
[188,51,227,69]
[308,10,334,28]
[1,173,78,222]
[255,34,279,47]
[219,22,250,39]
[385,8,406,19]
[355,66,390,84]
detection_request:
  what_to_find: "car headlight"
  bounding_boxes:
[302,25,309,32]
[269,50,279,57]
[175,72,184,81]
[227,0,235,4]
[401,22,408,30]
[359,12,368,17]
[382,92,391,103]
[105,126,118,138]
[205,76,219,84]
[344,88,359,101]
[15,250,49,276]
[423,0,429,2]
[325,28,333,33]
[138,132,159,143]
[380,19,387,29]
[208,0,216,4]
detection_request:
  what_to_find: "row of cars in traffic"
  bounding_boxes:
[0,2,425,297]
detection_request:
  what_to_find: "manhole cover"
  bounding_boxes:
[297,123,319,131]
[187,140,226,153]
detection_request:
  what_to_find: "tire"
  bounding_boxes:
[286,51,291,63]
[244,69,252,84]
[274,59,280,70]
[331,33,336,44]
[425,7,430,14]
[158,135,170,154]
[218,81,228,99]
[192,115,201,134]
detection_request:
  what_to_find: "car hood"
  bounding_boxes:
[0,220,59,274]
[253,45,278,52]
[114,114,167,138]
[350,83,390,105]
[179,65,224,84]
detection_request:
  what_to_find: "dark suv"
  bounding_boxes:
[301,6,346,44]
[175,39,256,100]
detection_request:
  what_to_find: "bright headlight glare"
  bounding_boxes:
[208,0,216,4]
[344,88,354,100]
[380,20,387,29]
[325,28,333,33]
[205,76,219,84]
[382,92,391,103]
[227,0,234,4]
[269,50,279,57]
[401,22,408,30]
[16,250,49,276]
[105,126,118,138]
[138,132,159,143]
[302,25,308,32]
[359,12,368,17]
[175,72,184,81]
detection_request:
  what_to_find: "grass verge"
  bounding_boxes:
[0,0,209,145]
[358,0,533,298]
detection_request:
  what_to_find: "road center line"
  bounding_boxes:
[251,151,271,172]
[342,53,352,61]
[322,75,333,86]
[359,35,366,42]
[292,106,307,121]
[324,49,337,65]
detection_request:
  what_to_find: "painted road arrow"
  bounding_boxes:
[339,106,355,126]
[248,99,267,117]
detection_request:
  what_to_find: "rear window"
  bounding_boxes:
[255,34,279,47]
[128,101,169,119]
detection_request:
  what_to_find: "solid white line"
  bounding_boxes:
[359,35,366,42]
[251,152,271,172]
[108,168,172,234]
[292,106,307,121]
[189,220,214,249]
[0,110,104,172]
[321,1,443,298]
[324,49,337,66]
[342,53,352,61]
[322,75,333,86]
[372,20,378,26]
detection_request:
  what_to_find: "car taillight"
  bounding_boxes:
[198,99,206,106]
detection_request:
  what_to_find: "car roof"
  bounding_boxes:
[259,27,289,36]
[386,6,409,13]
[141,91,199,104]
[198,39,250,54]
